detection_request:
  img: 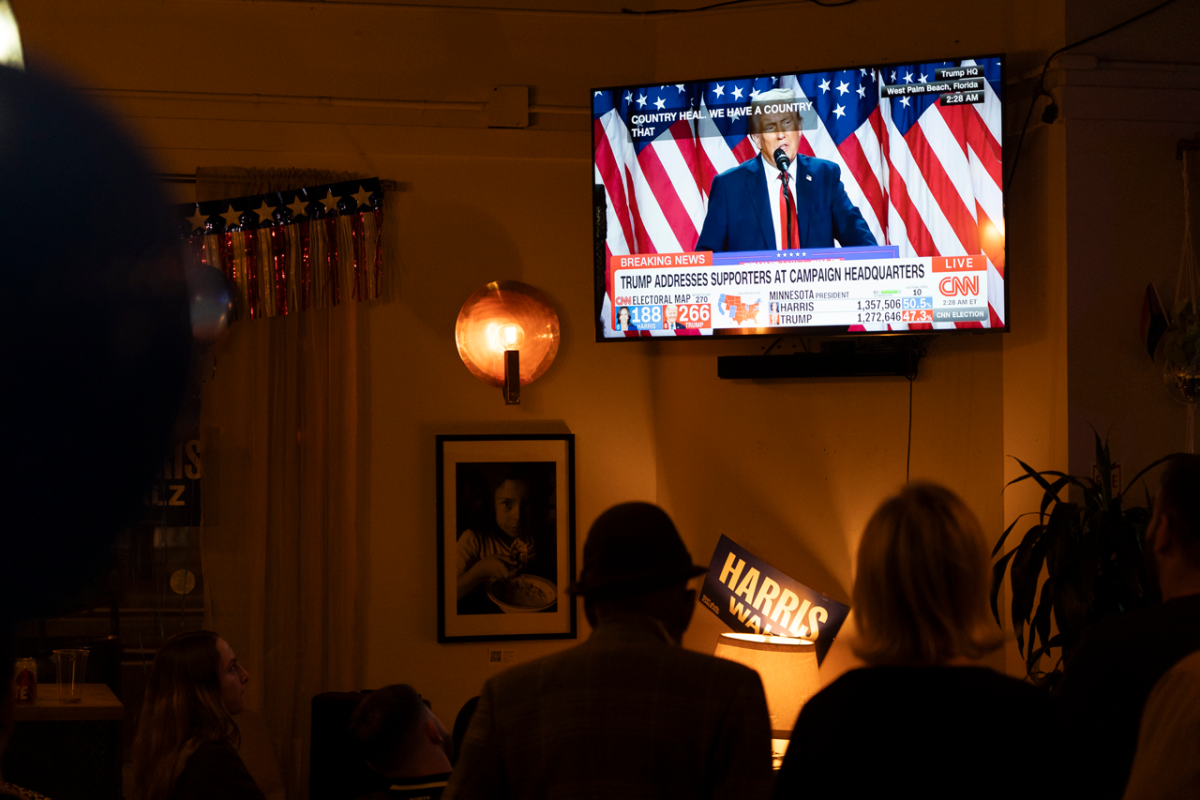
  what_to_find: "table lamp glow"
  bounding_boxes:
[714,632,820,738]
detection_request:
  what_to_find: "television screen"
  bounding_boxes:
[592,55,1005,341]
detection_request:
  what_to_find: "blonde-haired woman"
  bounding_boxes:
[132,630,264,800]
[772,483,1057,799]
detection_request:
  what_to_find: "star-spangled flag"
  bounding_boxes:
[592,57,1004,335]
[881,58,1005,331]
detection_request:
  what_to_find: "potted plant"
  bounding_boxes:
[990,434,1180,687]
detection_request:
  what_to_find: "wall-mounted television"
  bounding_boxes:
[592,55,1006,341]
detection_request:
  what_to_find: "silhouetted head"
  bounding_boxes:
[349,684,453,779]
[0,65,190,621]
[1153,455,1200,564]
[852,483,1002,666]
[1146,455,1200,600]
[572,502,706,642]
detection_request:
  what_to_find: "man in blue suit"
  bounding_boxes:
[696,88,877,252]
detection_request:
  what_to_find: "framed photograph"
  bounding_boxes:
[437,433,576,642]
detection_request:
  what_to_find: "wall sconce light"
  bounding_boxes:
[456,281,560,404]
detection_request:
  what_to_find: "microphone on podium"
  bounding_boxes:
[773,147,790,174]
[774,147,794,250]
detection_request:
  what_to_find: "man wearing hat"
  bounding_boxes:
[444,502,773,800]
[695,87,877,253]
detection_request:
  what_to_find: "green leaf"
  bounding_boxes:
[1032,577,1055,659]
[1020,534,1056,679]
[993,512,1039,557]
[1009,524,1044,655]
[1042,475,1073,519]
[1053,539,1093,653]
[1026,643,1049,672]
[1007,457,1060,499]
[1024,469,1095,495]
[1093,431,1113,508]
[990,548,1018,625]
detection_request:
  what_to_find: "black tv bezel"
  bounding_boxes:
[591,52,1008,344]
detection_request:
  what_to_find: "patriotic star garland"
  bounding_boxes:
[177,177,386,321]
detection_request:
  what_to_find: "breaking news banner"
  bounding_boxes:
[612,251,988,330]
[700,534,850,664]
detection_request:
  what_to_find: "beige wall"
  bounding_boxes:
[15,0,1073,722]
[1066,118,1195,481]
[1061,0,1200,484]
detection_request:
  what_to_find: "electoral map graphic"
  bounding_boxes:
[717,293,763,327]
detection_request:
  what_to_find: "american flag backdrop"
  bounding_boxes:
[592,57,1004,335]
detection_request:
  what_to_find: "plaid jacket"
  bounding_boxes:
[445,614,774,800]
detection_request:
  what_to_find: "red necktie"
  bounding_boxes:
[778,173,799,249]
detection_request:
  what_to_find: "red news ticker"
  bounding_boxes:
[931,255,987,272]
[611,252,713,270]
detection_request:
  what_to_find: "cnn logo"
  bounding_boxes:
[939,275,979,296]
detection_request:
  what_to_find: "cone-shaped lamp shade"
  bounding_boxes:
[714,633,820,738]
[456,281,560,388]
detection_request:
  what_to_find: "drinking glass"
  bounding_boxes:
[51,649,88,704]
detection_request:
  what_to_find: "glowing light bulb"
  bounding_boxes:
[501,322,524,350]
[456,280,560,402]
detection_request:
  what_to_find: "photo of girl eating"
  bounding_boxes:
[455,462,557,615]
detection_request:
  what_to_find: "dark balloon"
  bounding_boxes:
[189,265,235,344]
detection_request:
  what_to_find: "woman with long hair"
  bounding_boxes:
[131,630,263,800]
[772,483,1058,799]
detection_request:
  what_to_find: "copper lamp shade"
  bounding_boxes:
[456,281,559,402]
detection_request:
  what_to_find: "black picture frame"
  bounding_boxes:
[436,433,577,642]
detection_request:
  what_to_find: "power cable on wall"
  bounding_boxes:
[1005,0,1183,194]
[903,336,930,483]
[906,373,914,483]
